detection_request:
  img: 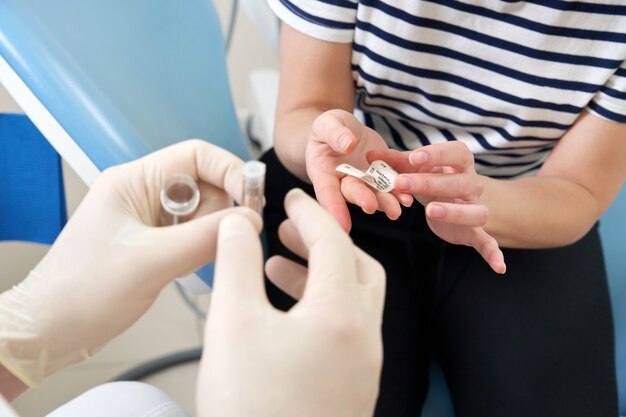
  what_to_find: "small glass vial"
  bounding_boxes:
[160,174,200,224]
[242,160,266,216]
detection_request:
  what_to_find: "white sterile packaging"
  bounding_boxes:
[336,160,398,193]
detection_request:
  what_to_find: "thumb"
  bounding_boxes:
[311,109,361,154]
[140,206,262,284]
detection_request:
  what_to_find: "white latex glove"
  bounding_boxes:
[0,140,262,388]
[197,189,385,417]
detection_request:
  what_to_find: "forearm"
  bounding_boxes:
[481,111,626,248]
[273,23,355,181]
[482,175,606,248]
[274,107,328,182]
[0,365,27,401]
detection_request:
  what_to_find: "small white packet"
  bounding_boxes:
[336,160,398,193]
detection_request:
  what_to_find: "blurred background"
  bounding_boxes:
[0,1,279,414]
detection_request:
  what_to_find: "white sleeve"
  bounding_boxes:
[0,396,20,417]
[267,0,358,43]
[588,61,626,123]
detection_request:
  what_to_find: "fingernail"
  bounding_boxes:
[395,176,411,191]
[428,204,446,218]
[339,134,353,151]
[399,193,414,207]
[410,151,428,165]
[386,212,400,221]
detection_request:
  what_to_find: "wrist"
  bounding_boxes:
[0,276,46,388]
[481,175,599,248]
[273,141,310,183]
[0,271,95,388]
[274,108,333,183]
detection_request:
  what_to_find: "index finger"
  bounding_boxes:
[138,139,245,204]
[283,189,358,296]
[311,173,352,232]
[366,149,414,173]
[306,149,353,232]
[409,141,474,171]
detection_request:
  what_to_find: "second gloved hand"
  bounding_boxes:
[197,189,385,417]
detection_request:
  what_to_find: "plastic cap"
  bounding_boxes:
[242,160,266,182]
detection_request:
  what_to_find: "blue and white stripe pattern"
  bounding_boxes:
[268,0,626,178]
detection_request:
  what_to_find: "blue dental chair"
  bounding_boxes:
[0,0,252,291]
[601,184,626,416]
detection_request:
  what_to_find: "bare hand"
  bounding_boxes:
[369,142,506,274]
[305,109,413,231]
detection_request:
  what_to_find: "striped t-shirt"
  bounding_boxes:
[268,0,626,178]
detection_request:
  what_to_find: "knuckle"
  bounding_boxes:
[328,231,354,249]
[449,206,462,223]
[369,258,386,283]
[311,114,327,134]
[315,182,341,202]
[328,108,347,117]
[479,206,490,226]
[314,229,352,255]
[327,313,367,345]
[183,138,205,148]
[454,141,473,165]
[474,175,485,196]
[98,164,126,186]
[330,126,349,142]
[421,175,433,194]
[455,140,469,153]
[100,164,119,178]
[453,140,470,153]
[457,178,473,198]
[432,146,444,164]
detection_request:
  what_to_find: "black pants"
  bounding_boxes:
[261,148,617,417]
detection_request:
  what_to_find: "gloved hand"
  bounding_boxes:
[0,140,261,388]
[197,189,385,417]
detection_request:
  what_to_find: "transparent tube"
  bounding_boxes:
[159,174,206,316]
[160,174,200,225]
[242,160,266,216]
